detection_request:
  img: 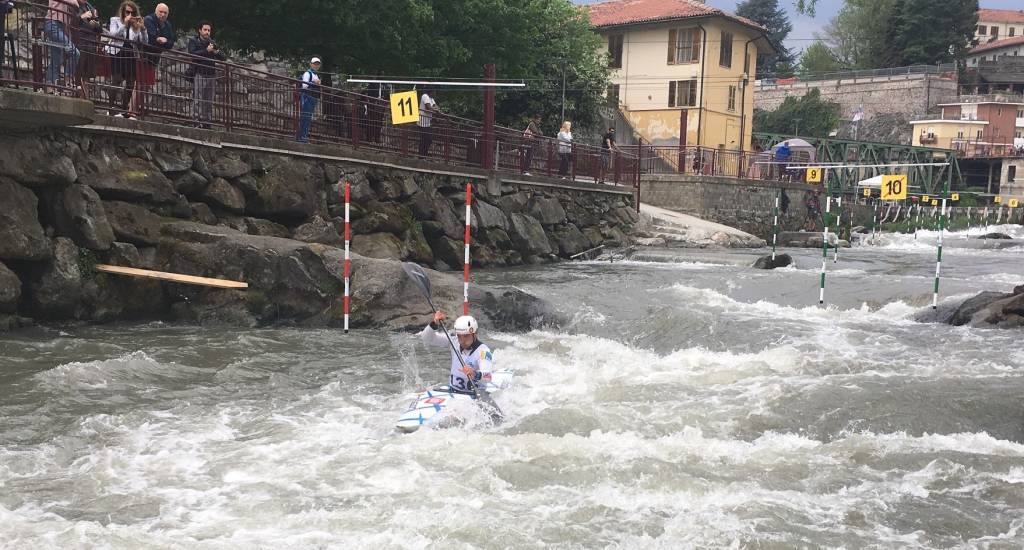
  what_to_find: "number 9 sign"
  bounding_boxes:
[806,167,823,184]
[880,175,908,200]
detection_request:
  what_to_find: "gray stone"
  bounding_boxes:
[174,170,209,196]
[247,158,321,221]
[245,217,290,238]
[103,201,164,246]
[233,175,259,197]
[55,184,116,251]
[152,149,194,173]
[474,199,509,230]
[28,237,82,319]
[199,178,246,213]
[192,154,213,179]
[0,177,51,261]
[404,223,435,264]
[753,253,793,270]
[551,223,591,257]
[352,201,414,236]
[352,232,404,259]
[977,233,1012,240]
[190,202,218,225]
[79,157,178,204]
[369,170,418,200]
[0,261,21,313]
[582,227,605,248]
[293,215,343,245]
[0,135,77,187]
[103,242,141,267]
[527,196,567,226]
[427,236,465,272]
[408,192,463,239]
[497,193,528,214]
[209,155,251,179]
[153,194,193,219]
[509,213,552,255]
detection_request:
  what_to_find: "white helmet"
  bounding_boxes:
[453,315,478,335]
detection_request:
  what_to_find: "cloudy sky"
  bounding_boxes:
[574,1,1024,53]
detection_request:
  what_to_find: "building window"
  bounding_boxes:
[978,25,987,35]
[992,27,999,38]
[720,31,734,68]
[668,28,700,64]
[608,34,624,69]
[1018,109,1023,118]
[727,85,737,111]
[977,130,983,139]
[1011,27,1016,37]
[607,84,620,107]
[957,130,964,139]
[668,80,698,108]
[1009,165,1017,182]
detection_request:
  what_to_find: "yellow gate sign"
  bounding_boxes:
[1011,199,1020,208]
[922,195,930,203]
[806,167,823,184]
[863,188,871,197]
[931,200,939,206]
[951,193,960,201]
[994,196,1003,204]
[880,175,908,200]
[390,91,420,125]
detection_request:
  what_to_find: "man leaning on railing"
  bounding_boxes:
[44,0,84,91]
[187,20,223,129]
[139,2,172,115]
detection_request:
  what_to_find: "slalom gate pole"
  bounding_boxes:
[996,206,1003,225]
[819,193,831,305]
[983,206,990,232]
[965,207,972,238]
[833,195,842,263]
[871,199,879,243]
[771,191,780,261]
[915,203,921,239]
[343,180,351,333]
[933,198,947,309]
[463,182,472,315]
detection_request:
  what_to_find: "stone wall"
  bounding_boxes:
[0,120,636,330]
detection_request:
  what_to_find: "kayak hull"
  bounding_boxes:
[395,369,513,433]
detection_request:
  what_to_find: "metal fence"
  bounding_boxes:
[637,144,814,182]
[0,0,638,186]
[756,63,956,87]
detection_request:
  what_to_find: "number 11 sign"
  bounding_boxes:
[390,91,420,125]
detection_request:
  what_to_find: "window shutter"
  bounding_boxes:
[668,29,677,64]
[691,30,701,62]
[668,81,676,107]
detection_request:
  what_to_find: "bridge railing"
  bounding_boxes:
[637,145,813,182]
[0,0,639,185]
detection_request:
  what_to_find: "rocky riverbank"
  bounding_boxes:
[0,127,637,331]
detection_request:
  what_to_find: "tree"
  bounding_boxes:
[888,0,979,66]
[822,0,898,69]
[735,0,793,78]
[92,0,610,130]
[798,42,843,77]
[753,88,840,138]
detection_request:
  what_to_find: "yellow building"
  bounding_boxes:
[587,0,776,152]
[909,119,989,149]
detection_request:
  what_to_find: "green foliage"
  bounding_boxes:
[794,0,819,16]
[735,0,793,77]
[823,0,899,69]
[798,42,843,76]
[92,0,610,130]
[753,88,840,138]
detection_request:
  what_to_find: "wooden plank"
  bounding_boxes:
[95,265,248,289]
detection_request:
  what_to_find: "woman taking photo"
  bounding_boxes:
[105,0,146,117]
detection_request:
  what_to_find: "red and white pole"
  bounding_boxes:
[343,180,351,333]
[463,182,472,315]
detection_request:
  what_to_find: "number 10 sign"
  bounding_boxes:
[390,91,420,125]
[880,175,908,200]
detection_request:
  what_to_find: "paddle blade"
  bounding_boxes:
[402,262,432,300]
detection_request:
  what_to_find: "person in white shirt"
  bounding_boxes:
[557,121,573,177]
[417,89,437,156]
[296,56,322,143]
[105,0,146,116]
[419,310,493,393]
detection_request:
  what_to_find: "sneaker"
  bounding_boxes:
[522,171,531,176]
[113,113,125,118]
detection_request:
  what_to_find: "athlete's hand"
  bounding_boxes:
[461,366,476,378]
[433,310,446,324]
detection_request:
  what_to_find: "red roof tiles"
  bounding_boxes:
[586,0,766,32]
[978,9,1024,25]
[971,35,1024,55]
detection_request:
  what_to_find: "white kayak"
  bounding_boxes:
[395,369,514,433]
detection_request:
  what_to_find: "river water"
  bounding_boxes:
[2,226,1023,549]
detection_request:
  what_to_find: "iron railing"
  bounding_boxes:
[0,0,638,186]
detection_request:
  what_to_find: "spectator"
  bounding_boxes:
[599,126,619,184]
[44,0,83,90]
[557,121,572,178]
[775,140,792,181]
[521,114,540,175]
[417,88,437,156]
[187,20,224,129]
[780,188,790,215]
[139,2,173,114]
[804,189,821,231]
[1,1,13,76]
[296,56,321,143]
[105,0,146,117]
[75,1,101,90]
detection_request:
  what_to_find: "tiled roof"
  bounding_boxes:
[971,35,1024,55]
[978,9,1024,25]
[586,0,766,32]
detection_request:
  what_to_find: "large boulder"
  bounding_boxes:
[949,287,1024,328]
[369,169,418,200]
[352,201,414,236]
[27,237,82,319]
[208,155,251,179]
[198,178,246,213]
[0,261,21,313]
[54,184,116,251]
[977,233,1012,240]
[0,177,51,261]
[352,232,404,259]
[0,135,77,187]
[949,291,1009,326]
[508,213,552,256]
[550,223,591,257]
[753,253,793,270]
[474,199,509,231]
[78,157,178,204]
[408,192,463,239]
[293,215,342,245]
[104,201,166,246]
[527,196,567,226]
[247,157,321,221]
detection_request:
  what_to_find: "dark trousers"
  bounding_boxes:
[418,125,433,156]
[193,74,215,124]
[523,143,536,173]
[558,152,570,176]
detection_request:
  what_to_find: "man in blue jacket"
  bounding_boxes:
[187,21,225,128]
[138,3,173,115]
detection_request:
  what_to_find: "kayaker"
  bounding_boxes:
[420,311,494,393]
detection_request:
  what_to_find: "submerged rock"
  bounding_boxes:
[977,233,1012,240]
[752,253,793,270]
[946,285,1024,329]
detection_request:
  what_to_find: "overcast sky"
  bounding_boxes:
[575,1,1024,52]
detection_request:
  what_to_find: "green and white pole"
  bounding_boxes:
[771,191,780,261]
[833,195,843,263]
[932,165,951,310]
[819,191,832,305]
[983,206,990,233]
[996,205,1003,225]
[915,202,922,239]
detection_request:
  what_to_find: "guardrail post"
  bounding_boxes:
[31,18,42,90]
[224,65,233,132]
[350,98,359,149]
[546,140,553,177]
